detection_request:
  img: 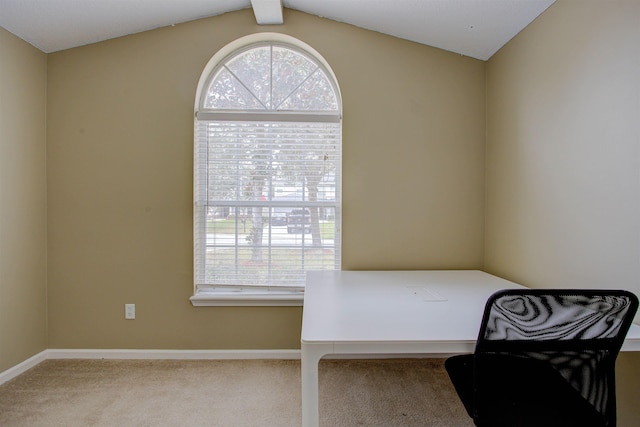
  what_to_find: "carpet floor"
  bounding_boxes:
[0,358,473,426]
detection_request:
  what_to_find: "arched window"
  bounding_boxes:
[192,34,342,306]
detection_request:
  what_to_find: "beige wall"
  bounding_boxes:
[0,28,48,372]
[485,0,640,297]
[3,0,640,422]
[484,1,640,425]
[45,9,486,349]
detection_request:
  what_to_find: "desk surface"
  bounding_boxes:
[301,270,640,351]
[300,270,640,427]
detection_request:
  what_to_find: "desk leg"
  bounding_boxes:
[301,344,331,427]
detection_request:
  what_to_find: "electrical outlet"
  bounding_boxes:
[125,304,135,320]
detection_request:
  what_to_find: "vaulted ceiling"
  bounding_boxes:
[0,0,555,60]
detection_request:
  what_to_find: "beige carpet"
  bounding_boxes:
[0,358,473,427]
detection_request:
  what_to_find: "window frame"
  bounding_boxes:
[191,34,342,306]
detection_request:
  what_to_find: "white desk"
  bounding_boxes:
[300,270,640,427]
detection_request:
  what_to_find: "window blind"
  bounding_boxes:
[194,119,341,290]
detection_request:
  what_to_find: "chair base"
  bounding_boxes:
[445,353,608,427]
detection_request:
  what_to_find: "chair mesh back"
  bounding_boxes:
[476,289,638,422]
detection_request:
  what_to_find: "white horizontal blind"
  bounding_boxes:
[194,119,341,289]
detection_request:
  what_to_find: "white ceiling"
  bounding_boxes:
[0,0,555,60]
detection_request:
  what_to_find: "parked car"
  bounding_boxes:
[286,209,311,234]
[270,211,287,226]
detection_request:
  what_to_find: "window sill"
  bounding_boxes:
[190,289,304,307]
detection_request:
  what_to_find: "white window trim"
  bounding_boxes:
[190,286,304,307]
[192,34,341,306]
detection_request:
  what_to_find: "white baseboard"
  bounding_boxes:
[1,349,445,385]
[0,350,48,385]
[0,348,301,385]
[46,349,301,360]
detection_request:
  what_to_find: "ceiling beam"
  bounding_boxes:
[250,0,283,25]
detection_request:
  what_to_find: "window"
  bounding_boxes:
[191,34,342,306]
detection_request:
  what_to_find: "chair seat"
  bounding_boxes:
[445,353,606,427]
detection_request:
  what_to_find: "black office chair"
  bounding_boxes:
[445,289,638,427]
